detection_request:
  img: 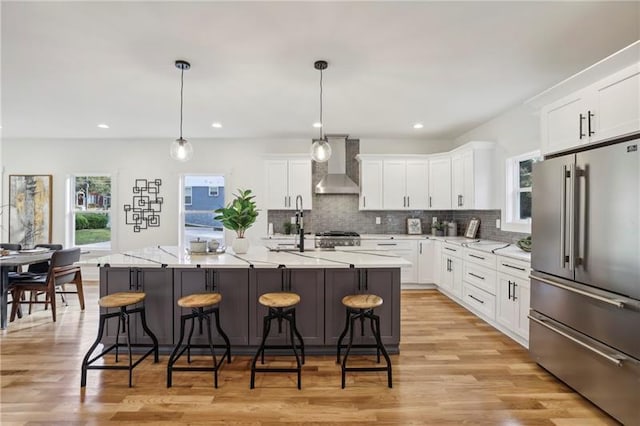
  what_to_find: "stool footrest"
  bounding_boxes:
[253,367,300,373]
[344,366,389,372]
[84,345,155,371]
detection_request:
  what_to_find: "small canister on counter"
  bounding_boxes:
[448,221,457,237]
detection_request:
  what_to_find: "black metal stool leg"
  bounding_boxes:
[260,313,273,365]
[138,306,159,362]
[81,313,108,387]
[369,314,381,363]
[186,313,197,364]
[213,308,232,363]
[125,312,133,388]
[286,312,302,390]
[336,308,351,364]
[373,314,393,388]
[251,313,272,389]
[115,311,122,363]
[289,308,305,365]
[341,313,357,389]
[204,309,219,388]
[167,314,189,388]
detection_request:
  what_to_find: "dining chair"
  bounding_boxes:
[9,247,84,322]
[25,244,64,314]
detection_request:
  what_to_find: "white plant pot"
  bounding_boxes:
[232,237,250,254]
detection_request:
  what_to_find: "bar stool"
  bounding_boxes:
[250,292,305,390]
[167,293,231,388]
[81,292,159,388]
[336,294,392,388]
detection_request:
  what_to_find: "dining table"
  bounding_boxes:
[0,251,53,329]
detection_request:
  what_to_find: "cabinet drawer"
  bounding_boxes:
[463,248,496,269]
[360,239,416,251]
[442,242,462,258]
[463,262,496,295]
[463,282,496,320]
[497,256,531,280]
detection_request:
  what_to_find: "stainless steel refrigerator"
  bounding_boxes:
[530,135,640,425]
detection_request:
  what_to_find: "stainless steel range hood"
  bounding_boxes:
[315,135,359,194]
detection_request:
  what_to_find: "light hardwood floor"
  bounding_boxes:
[1,282,616,425]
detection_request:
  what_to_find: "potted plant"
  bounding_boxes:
[431,221,445,237]
[214,189,259,254]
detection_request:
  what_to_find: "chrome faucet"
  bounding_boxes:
[295,195,304,252]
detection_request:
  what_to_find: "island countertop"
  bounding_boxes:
[79,245,413,269]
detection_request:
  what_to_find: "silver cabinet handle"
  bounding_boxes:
[528,315,623,367]
[468,294,485,304]
[468,272,485,280]
[419,242,422,254]
[568,163,576,272]
[407,196,410,208]
[444,247,456,252]
[530,274,625,308]
[460,195,464,207]
[579,113,586,139]
[561,165,567,268]
[508,280,512,300]
[377,243,397,246]
[512,282,517,301]
[429,196,432,208]
[363,195,366,208]
[587,110,595,136]
[469,254,485,260]
[502,263,525,272]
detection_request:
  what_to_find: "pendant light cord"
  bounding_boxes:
[319,68,323,140]
[179,67,185,141]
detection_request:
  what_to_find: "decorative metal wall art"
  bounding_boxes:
[124,179,163,232]
[8,174,52,247]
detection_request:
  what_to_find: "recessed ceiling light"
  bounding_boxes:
[413,123,424,129]
[312,122,322,128]
[97,123,110,129]
[211,122,222,128]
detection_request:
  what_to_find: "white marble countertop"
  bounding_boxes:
[78,245,412,269]
[465,240,511,254]
[494,245,531,262]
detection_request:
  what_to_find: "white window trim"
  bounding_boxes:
[503,150,540,233]
[66,173,117,252]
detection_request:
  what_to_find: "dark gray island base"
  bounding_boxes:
[98,267,401,355]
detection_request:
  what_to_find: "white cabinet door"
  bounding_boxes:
[265,160,289,209]
[417,239,434,284]
[288,159,312,210]
[513,276,530,340]
[451,153,465,210]
[360,160,383,210]
[398,244,418,284]
[440,254,462,300]
[432,240,442,286]
[591,63,640,142]
[541,89,591,155]
[460,150,474,209]
[496,273,517,331]
[405,160,429,210]
[383,160,406,210]
[428,157,451,209]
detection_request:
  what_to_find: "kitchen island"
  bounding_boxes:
[81,246,411,354]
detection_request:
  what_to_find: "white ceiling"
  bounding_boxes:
[1,1,638,140]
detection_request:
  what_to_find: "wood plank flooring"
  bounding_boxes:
[1,283,617,425]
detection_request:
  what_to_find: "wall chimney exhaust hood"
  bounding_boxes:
[315,135,359,194]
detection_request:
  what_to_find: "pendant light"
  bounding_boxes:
[170,60,194,162]
[311,60,332,163]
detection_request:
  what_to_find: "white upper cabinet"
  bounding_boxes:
[450,143,495,210]
[428,156,451,209]
[265,157,312,210]
[359,159,383,210]
[382,159,429,210]
[541,62,640,155]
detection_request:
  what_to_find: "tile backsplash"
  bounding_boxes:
[267,195,529,244]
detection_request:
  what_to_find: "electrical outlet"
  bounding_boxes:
[496,219,501,229]
[291,217,296,224]
[376,217,381,225]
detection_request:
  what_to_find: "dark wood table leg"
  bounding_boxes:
[1,267,9,330]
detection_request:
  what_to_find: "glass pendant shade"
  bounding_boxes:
[311,138,332,163]
[170,138,193,162]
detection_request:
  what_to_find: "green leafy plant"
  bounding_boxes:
[214,189,259,238]
[283,222,293,235]
[431,221,444,231]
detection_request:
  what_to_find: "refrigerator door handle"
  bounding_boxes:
[529,274,625,308]
[577,166,586,267]
[561,165,568,269]
[568,163,576,272]
[528,315,624,367]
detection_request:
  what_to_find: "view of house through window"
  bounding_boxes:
[506,150,540,229]
[183,175,225,246]
[74,175,112,249]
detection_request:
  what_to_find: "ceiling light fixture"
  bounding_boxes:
[211,122,222,128]
[170,59,193,162]
[311,60,331,163]
[97,123,110,129]
[413,123,424,129]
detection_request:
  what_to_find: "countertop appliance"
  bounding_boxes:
[529,134,640,425]
[315,231,361,249]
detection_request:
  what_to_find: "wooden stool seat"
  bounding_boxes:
[99,292,146,308]
[342,294,383,310]
[177,293,222,308]
[259,292,300,308]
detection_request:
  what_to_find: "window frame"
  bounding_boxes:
[66,173,116,252]
[504,150,540,233]
[208,186,219,197]
[179,174,226,250]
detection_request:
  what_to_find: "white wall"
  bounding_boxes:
[453,104,540,233]
[1,136,447,250]
[361,138,452,155]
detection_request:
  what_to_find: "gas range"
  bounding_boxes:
[315,231,361,249]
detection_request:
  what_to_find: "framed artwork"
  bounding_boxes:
[8,175,52,247]
[465,218,480,239]
[407,218,422,235]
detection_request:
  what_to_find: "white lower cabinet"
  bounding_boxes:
[462,282,496,320]
[440,252,463,300]
[418,239,441,285]
[496,256,531,341]
[360,239,418,284]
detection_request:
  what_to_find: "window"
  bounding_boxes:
[181,175,225,248]
[72,175,112,250]
[505,151,540,231]
[185,187,193,206]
